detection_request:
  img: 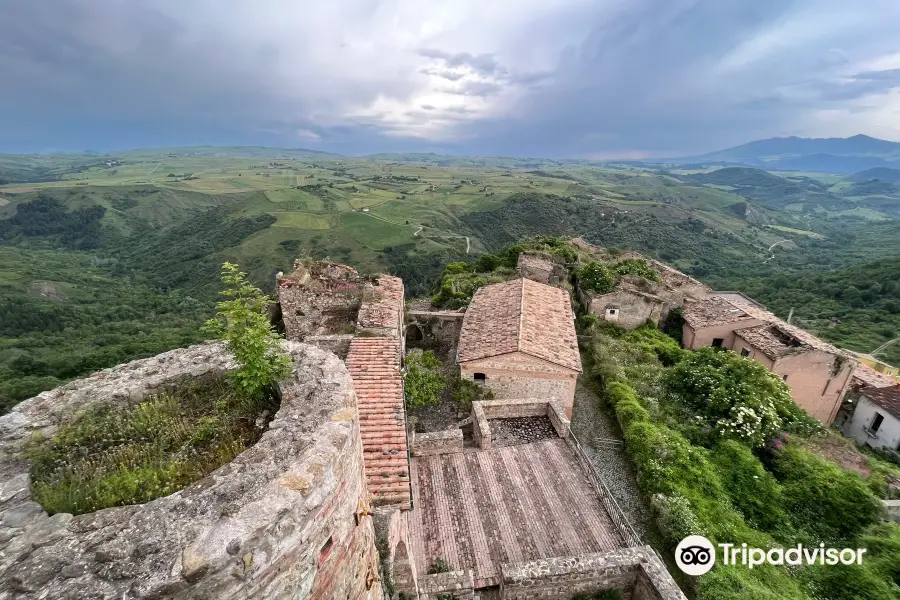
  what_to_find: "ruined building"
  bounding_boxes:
[569,239,712,330]
[0,343,384,599]
[683,295,856,424]
[277,261,686,599]
[0,259,687,600]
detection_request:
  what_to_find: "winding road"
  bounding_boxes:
[763,240,790,263]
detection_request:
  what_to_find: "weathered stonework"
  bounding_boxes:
[416,570,475,599]
[277,259,371,342]
[470,399,571,450]
[500,546,687,600]
[883,500,900,523]
[0,342,383,600]
[410,429,464,457]
[406,310,465,363]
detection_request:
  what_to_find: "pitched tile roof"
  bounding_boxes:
[457,278,581,372]
[357,275,404,330]
[682,296,760,329]
[685,295,846,357]
[346,336,411,507]
[861,384,900,421]
[734,324,811,359]
[853,363,898,389]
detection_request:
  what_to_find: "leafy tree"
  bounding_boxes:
[576,261,616,293]
[204,263,291,398]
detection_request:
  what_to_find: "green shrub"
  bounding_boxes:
[576,261,616,293]
[428,556,452,574]
[451,377,493,412]
[664,347,816,447]
[29,376,277,515]
[710,440,787,531]
[772,445,883,543]
[203,262,291,399]
[614,258,661,282]
[698,565,811,600]
[609,382,650,428]
[404,350,446,408]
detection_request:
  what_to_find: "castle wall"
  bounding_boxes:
[0,343,383,600]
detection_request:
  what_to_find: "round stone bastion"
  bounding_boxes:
[0,342,383,600]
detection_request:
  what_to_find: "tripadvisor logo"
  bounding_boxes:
[676,536,867,576]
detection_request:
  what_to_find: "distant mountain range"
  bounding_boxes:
[662,134,900,174]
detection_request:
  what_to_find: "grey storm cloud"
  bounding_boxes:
[418,49,505,76]
[2,0,900,156]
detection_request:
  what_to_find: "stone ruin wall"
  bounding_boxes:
[277,260,373,343]
[0,342,383,600]
[499,547,687,600]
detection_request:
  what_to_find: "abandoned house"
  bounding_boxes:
[573,245,712,330]
[682,295,856,424]
[843,384,900,458]
[457,277,582,417]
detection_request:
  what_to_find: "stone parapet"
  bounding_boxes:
[0,342,383,600]
[417,569,475,599]
[500,546,686,600]
[472,402,491,450]
[411,429,464,457]
[470,399,571,449]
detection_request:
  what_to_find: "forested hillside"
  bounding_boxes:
[1,149,899,412]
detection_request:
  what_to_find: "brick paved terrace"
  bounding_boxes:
[408,438,625,589]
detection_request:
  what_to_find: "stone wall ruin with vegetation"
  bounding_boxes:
[0,342,383,600]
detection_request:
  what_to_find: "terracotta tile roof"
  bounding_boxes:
[457,278,581,372]
[853,363,898,389]
[860,385,900,421]
[682,297,759,329]
[346,336,410,506]
[685,295,846,357]
[357,275,404,330]
[734,324,812,360]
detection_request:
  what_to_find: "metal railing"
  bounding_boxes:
[593,437,625,449]
[567,431,642,548]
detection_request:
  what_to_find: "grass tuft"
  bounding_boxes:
[28,375,278,515]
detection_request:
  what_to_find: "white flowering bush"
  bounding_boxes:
[664,347,815,447]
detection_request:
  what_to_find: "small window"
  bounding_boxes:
[711,338,724,348]
[607,308,618,316]
[871,413,885,434]
[740,348,751,357]
[473,373,486,387]
[782,374,788,381]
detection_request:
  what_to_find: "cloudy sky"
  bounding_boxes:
[3,0,900,157]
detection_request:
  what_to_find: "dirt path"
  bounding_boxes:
[413,225,423,236]
[465,236,470,253]
[763,239,790,263]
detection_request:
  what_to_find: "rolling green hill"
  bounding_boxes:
[1,147,898,412]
